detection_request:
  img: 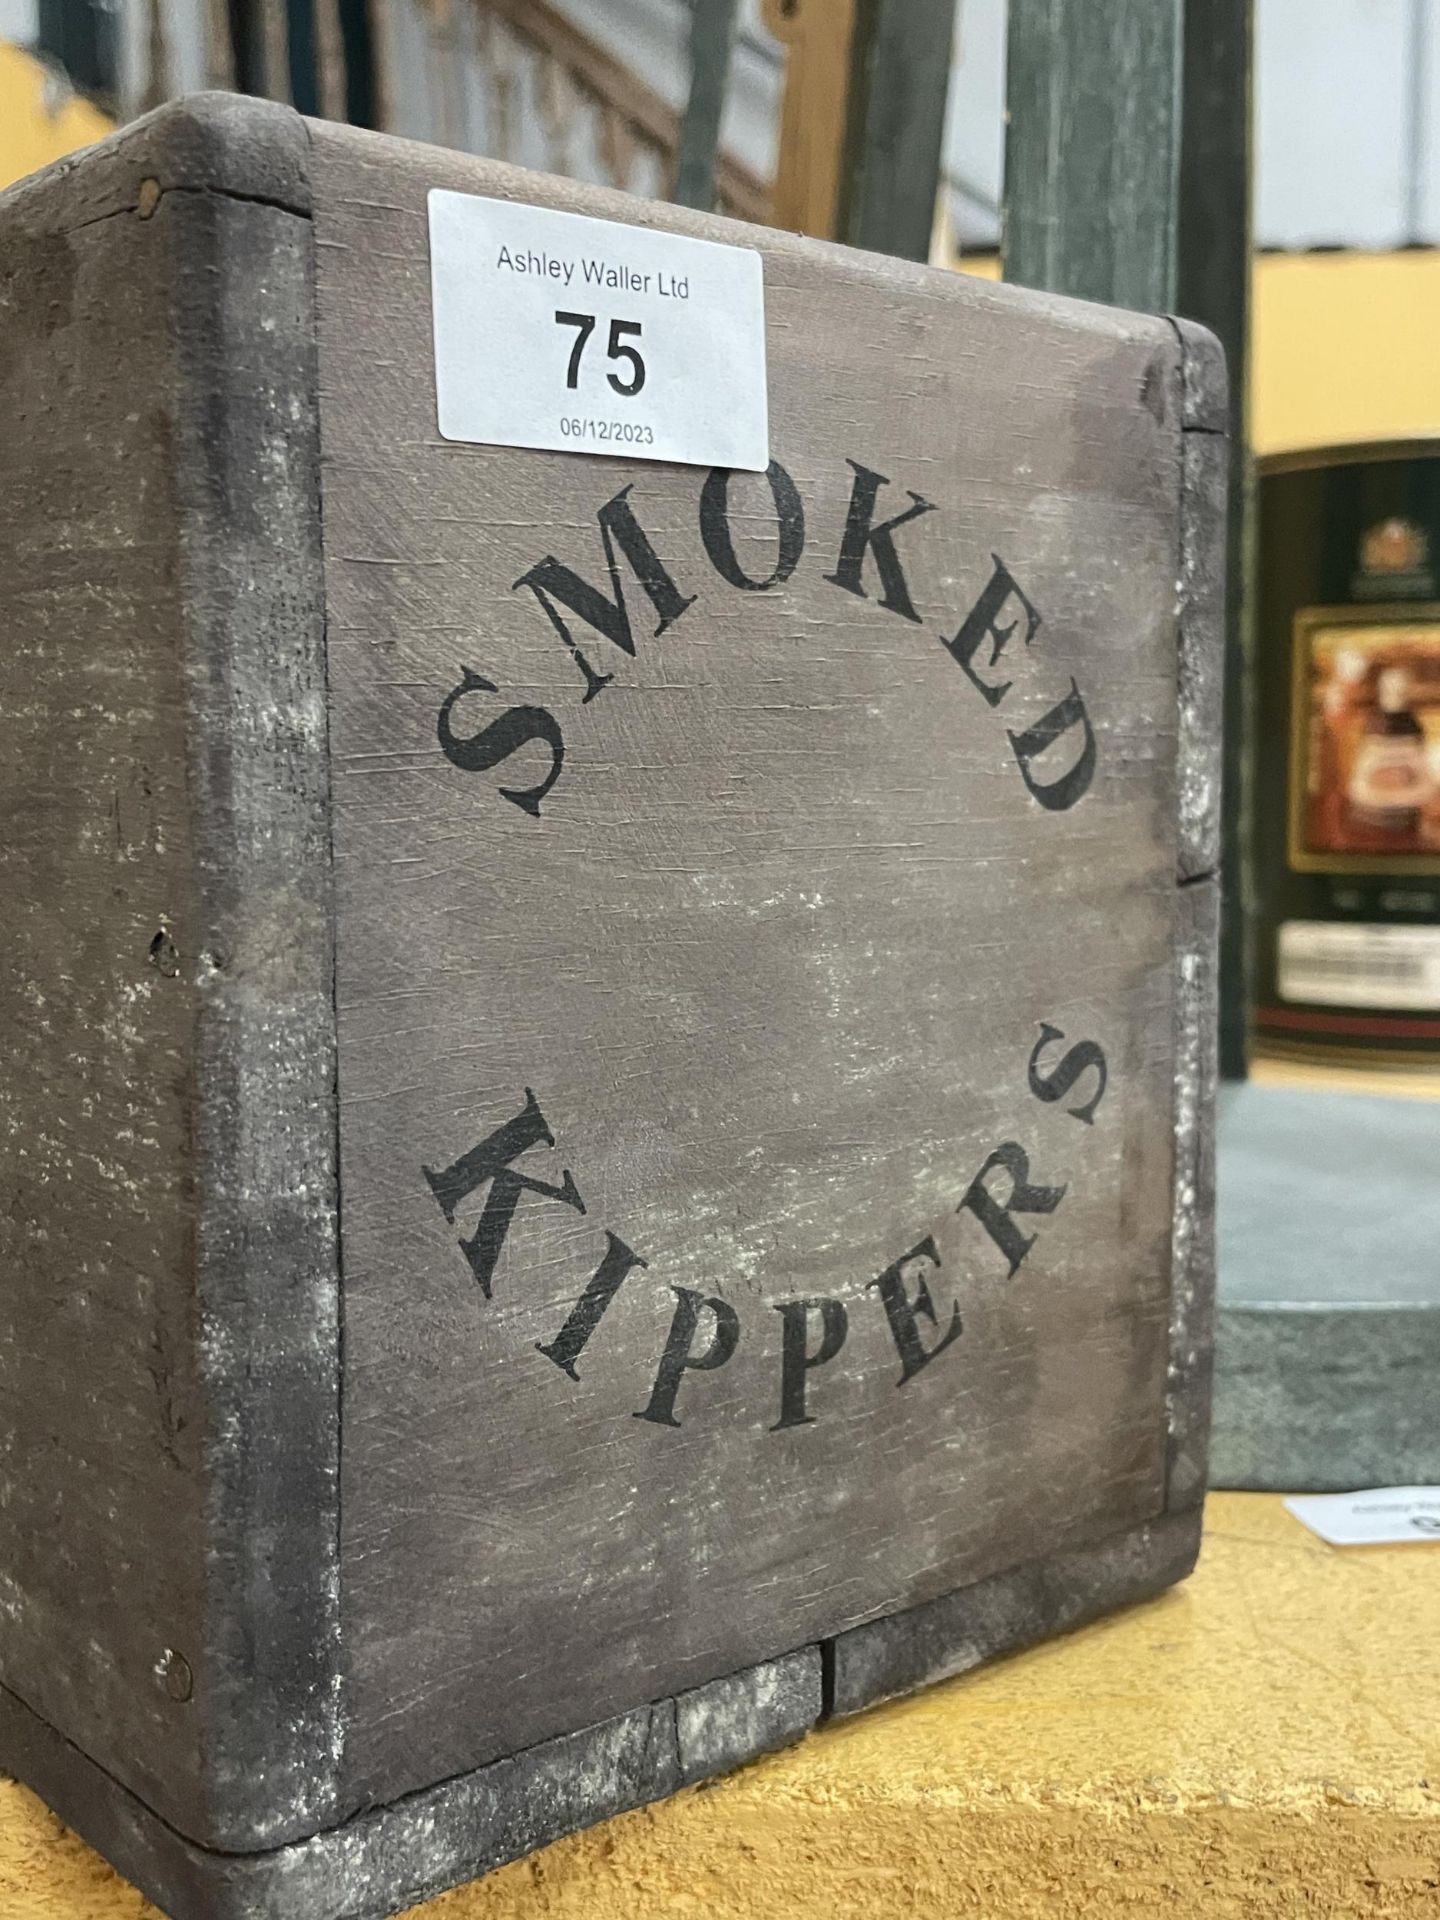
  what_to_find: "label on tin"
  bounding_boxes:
[1277,919,1440,1010]
[1285,1488,1440,1546]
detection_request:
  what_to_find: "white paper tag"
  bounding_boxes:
[428,189,768,471]
[1284,1487,1440,1545]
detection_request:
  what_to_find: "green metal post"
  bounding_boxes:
[1003,0,1183,312]
[674,0,742,212]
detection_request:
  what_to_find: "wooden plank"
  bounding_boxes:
[0,96,338,1855]
[842,0,958,262]
[829,1508,1199,1714]
[0,101,210,1852]
[308,117,1191,1809]
[1003,0,1183,312]
[0,1645,820,1919]
[8,1496,1439,1920]
[0,95,1222,1920]
[1165,323,1226,1510]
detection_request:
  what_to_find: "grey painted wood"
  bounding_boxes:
[829,1507,1201,1716]
[674,1648,821,1787]
[1003,0,1183,313]
[1173,322,1228,884]
[1166,876,1219,1511]
[0,92,1223,1920]
[1172,312,1229,435]
[1163,322,1226,1512]
[1176,0,1253,1081]
[0,104,209,1848]
[309,118,1201,1809]
[0,1649,819,1920]
[0,94,339,1853]
[843,0,959,262]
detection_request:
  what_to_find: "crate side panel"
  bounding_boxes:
[0,163,209,1835]
[309,124,1188,1807]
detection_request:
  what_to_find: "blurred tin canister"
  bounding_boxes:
[1253,441,1440,1064]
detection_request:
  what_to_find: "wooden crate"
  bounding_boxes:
[0,94,1224,1920]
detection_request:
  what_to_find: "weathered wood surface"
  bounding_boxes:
[309,119,1199,1807]
[0,94,1223,1920]
[0,95,339,1853]
[842,0,959,261]
[0,1643,822,1920]
[1165,322,1226,1511]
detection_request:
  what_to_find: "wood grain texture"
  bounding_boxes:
[0,97,1223,1920]
[0,113,209,1847]
[828,1506,1200,1715]
[1164,319,1226,1510]
[0,1648,819,1920]
[1175,0,1252,1080]
[308,120,1197,1809]
[1166,875,1218,1510]
[1173,321,1229,884]
[0,96,339,1852]
[762,0,862,240]
[6,1496,1438,1920]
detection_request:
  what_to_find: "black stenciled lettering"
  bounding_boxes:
[699,459,806,592]
[635,1287,740,1428]
[1007,679,1098,811]
[770,1297,848,1430]
[514,484,695,702]
[958,1142,1067,1277]
[1028,1024,1108,1125]
[823,459,935,623]
[941,556,1040,708]
[437,667,565,818]
[869,1236,961,1386]
[536,1230,646,1380]
[423,1089,584,1298]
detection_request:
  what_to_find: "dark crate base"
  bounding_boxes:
[0,1509,1199,1920]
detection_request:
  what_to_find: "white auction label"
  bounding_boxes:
[1284,1487,1440,1546]
[428,189,768,471]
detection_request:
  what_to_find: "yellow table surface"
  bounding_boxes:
[2,1494,1436,1918]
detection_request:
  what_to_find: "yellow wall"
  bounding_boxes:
[959,246,1440,460]
[1250,249,1440,456]
[0,40,112,192]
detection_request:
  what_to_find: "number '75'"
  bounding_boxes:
[554,312,647,396]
